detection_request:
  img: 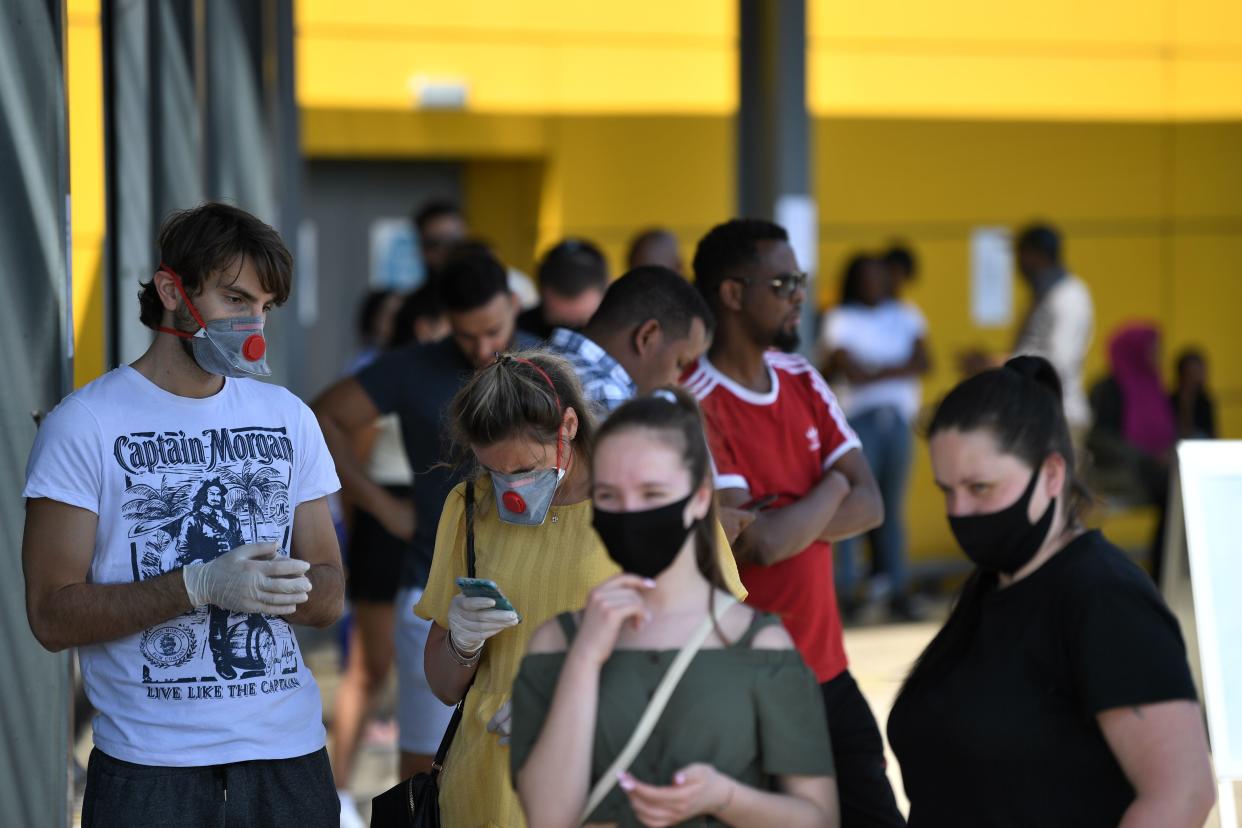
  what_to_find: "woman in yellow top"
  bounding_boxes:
[415,351,746,828]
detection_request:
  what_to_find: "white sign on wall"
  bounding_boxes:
[970,227,1013,327]
[369,218,423,291]
[775,194,818,276]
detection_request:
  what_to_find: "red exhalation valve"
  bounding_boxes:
[242,334,267,362]
[502,491,527,514]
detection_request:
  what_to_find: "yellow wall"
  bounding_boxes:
[808,0,1242,120]
[813,118,1242,556]
[296,0,1242,562]
[62,1,1242,562]
[295,1,735,115]
[296,0,1242,122]
[67,0,106,387]
[306,111,1242,560]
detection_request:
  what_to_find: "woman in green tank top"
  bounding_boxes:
[511,389,838,827]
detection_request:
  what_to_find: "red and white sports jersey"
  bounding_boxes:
[683,351,860,682]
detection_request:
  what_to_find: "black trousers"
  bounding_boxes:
[822,670,907,827]
[82,747,338,828]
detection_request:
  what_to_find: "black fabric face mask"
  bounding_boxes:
[592,493,697,580]
[948,467,1056,575]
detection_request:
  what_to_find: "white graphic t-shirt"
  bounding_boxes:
[24,366,340,766]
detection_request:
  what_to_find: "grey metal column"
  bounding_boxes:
[0,0,73,824]
[268,0,307,396]
[150,0,205,227]
[737,0,818,353]
[104,0,156,367]
[204,0,297,387]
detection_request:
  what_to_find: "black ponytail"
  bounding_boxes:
[928,355,1091,522]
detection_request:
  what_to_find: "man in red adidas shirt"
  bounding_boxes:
[684,219,905,827]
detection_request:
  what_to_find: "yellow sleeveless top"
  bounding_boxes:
[414,477,746,828]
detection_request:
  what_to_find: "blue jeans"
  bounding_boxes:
[82,747,338,827]
[835,405,914,599]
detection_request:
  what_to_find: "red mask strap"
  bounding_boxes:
[155,263,207,338]
[512,357,565,472]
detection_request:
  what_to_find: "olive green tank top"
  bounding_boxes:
[510,610,834,826]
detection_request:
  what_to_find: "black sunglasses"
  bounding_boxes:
[730,270,809,299]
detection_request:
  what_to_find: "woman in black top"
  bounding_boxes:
[887,356,1214,827]
[1171,348,1217,440]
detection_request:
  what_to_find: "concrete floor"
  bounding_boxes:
[73,591,1235,827]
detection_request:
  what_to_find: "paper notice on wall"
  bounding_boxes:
[775,195,818,276]
[369,218,423,291]
[970,227,1013,327]
[297,220,318,327]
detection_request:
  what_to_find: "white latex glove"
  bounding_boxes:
[182,542,312,615]
[486,699,512,746]
[447,594,519,654]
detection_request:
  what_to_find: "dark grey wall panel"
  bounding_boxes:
[301,160,461,398]
[107,0,156,365]
[0,1,73,825]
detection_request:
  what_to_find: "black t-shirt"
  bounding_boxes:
[354,334,536,587]
[516,305,552,341]
[1169,389,1217,439]
[887,530,1197,827]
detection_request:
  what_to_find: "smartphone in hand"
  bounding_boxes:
[456,577,520,618]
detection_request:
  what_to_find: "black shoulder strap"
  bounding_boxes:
[428,480,478,777]
[555,611,578,645]
[465,477,477,579]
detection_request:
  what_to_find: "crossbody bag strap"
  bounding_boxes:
[465,477,477,579]
[427,480,480,775]
[578,595,738,824]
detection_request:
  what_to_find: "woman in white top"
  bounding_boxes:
[820,253,931,621]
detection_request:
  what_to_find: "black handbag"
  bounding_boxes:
[370,482,478,827]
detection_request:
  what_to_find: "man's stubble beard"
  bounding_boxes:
[773,328,801,354]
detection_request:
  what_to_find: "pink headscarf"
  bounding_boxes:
[1108,323,1177,457]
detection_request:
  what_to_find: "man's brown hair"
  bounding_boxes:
[139,202,293,329]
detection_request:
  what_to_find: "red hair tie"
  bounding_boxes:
[508,356,566,472]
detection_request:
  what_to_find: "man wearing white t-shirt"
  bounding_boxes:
[1010,224,1094,438]
[960,223,1094,443]
[23,203,344,826]
[820,254,931,621]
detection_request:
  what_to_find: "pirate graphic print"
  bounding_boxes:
[160,476,268,680]
[124,433,302,685]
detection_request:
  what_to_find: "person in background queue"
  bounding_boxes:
[627,226,685,275]
[548,265,714,418]
[413,198,537,308]
[1171,347,1216,441]
[959,223,1094,449]
[820,253,931,622]
[518,238,610,339]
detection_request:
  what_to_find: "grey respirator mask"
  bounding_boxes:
[157,264,271,378]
